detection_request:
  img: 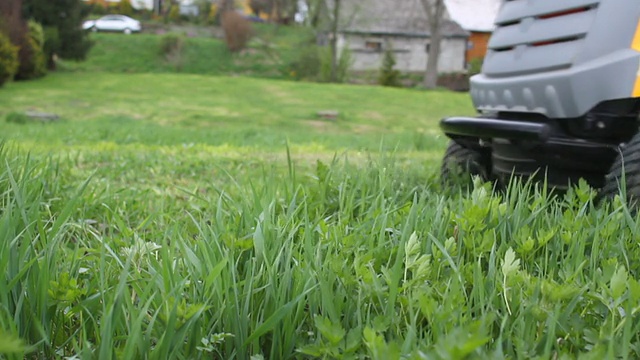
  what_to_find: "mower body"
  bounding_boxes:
[440,0,640,189]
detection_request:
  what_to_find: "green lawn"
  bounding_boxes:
[2,72,640,359]
[0,71,472,152]
[59,25,313,79]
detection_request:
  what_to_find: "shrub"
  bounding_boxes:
[207,4,219,25]
[159,33,183,56]
[319,46,352,83]
[378,46,400,87]
[289,45,321,81]
[221,11,253,53]
[107,3,119,14]
[90,2,107,15]
[159,33,185,71]
[118,0,134,16]
[0,32,19,87]
[42,26,60,69]
[23,0,93,67]
[136,9,154,21]
[468,58,483,76]
[0,4,41,81]
[15,20,47,80]
[168,5,181,23]
[27,19,45,47]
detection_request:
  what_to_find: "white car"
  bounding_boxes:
[82,15,141,35]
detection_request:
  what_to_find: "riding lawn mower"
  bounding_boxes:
[440,0,640,199]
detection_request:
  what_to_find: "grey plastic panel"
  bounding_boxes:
[495,0,600,25]
[483,40,584,77]
[471,0,640,119]
[489,11,596,49]
[472,49,640,118]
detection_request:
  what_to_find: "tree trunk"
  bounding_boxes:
[330,0,341,83]
[0,0,24,45]
[424,22,442,88]
[420,0,445,89]
[273,0,281,22]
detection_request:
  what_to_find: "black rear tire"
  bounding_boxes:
[602,133,640,204]
[441,141,490,187]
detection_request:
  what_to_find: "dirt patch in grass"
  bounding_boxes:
[351,123,379,134]
[362,111,386,121]
[305,119,336,132]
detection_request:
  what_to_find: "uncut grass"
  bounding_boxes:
[3,143,640,358]
[2,71,639,358]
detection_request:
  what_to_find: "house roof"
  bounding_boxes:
[444,0,502,32]
[339,0,468,38]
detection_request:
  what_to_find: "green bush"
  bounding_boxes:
[28,20,45,48]
[319,46,352,83]
[289,45,321,81]
[90,2,108,15]
[159,33,185,56]
[168,6,181,23]
[0,32,19,87]
[468,58,483,76]
[136,9,153,21]
[15,20,47,80]
[378,47,400,87]
[23,0,94,66]
[159,33,185,71]
[118,0,134,16]
[42,26,60,68]
[207,3,219,25]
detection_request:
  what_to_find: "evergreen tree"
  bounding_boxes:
[378,46,401,87]
[22,0,93,68]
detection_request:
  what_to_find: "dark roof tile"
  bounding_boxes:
[339,0,468,38]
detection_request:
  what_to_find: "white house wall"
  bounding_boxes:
[133,0,153,9]
[132,0,153,9]
[339,34,467,73]
[83,0,154,10]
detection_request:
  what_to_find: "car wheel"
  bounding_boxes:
[91,26,98,33]
[123,28,132,35]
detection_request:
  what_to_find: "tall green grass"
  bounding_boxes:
[2,140,640,358]
[2,68,640,358]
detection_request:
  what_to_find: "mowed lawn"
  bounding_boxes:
[0,72,472,151]
[2,73,640,359]
[0,72,472,191]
